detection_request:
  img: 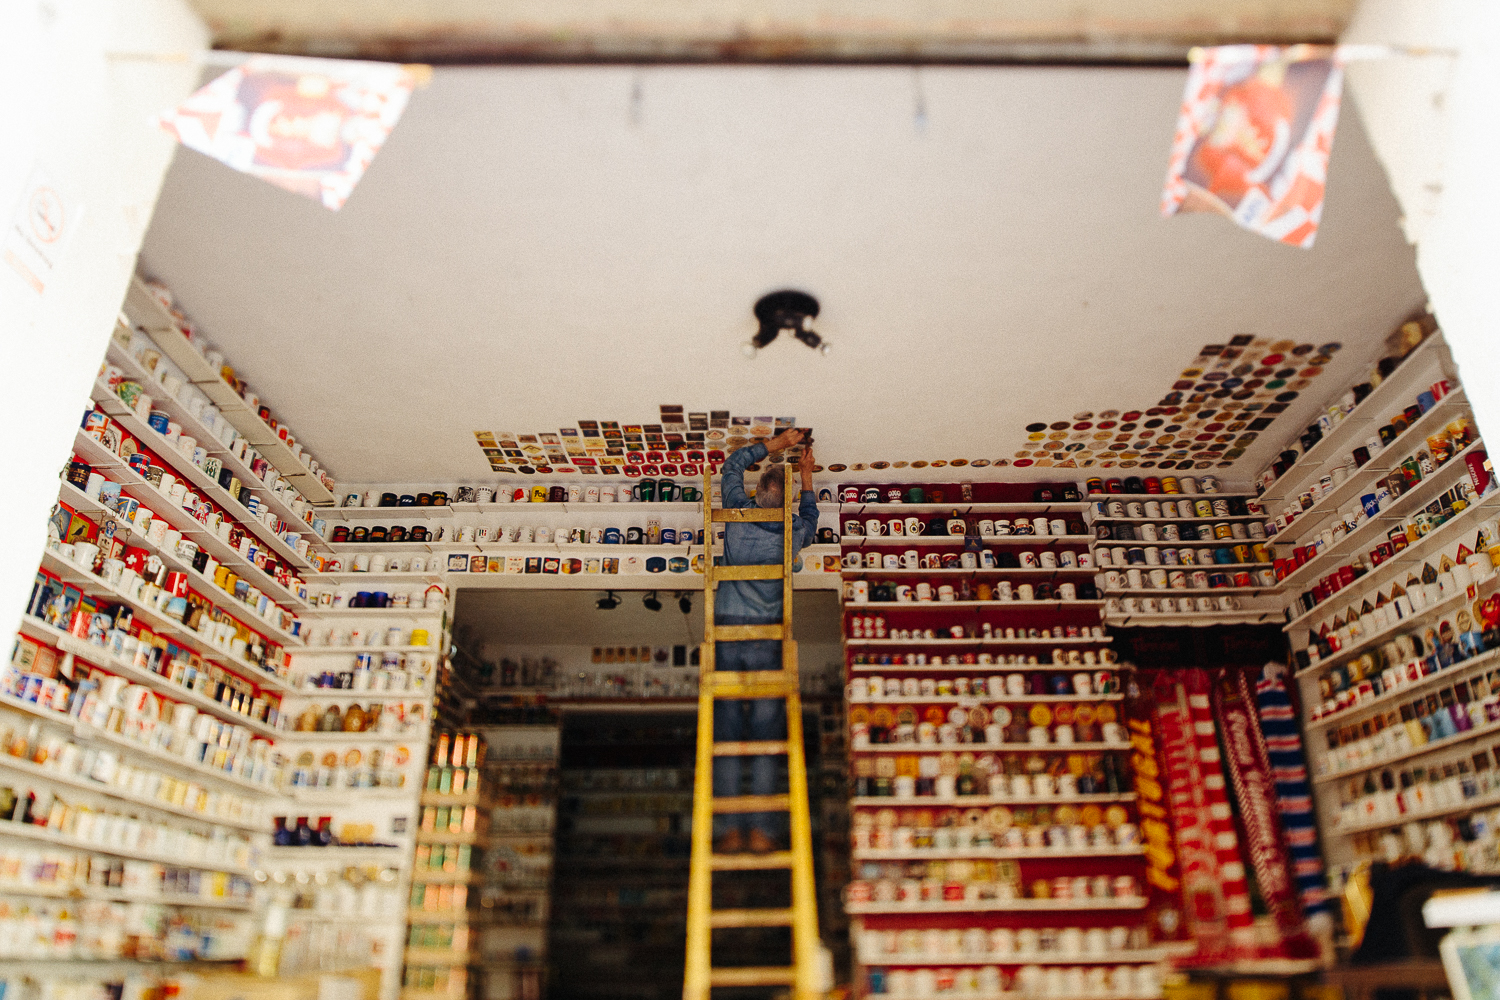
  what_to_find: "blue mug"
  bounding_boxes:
[1361,493,1380,518]
[147,410,170,434]
[603,527,622,544]
[661,528,677,545]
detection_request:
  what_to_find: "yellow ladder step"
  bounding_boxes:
[712,741,789,756]
[709,908,795,928]
[710,850,795,871]
[711,794,789,813]
[712,564,783,581]
[710,508,783,523]
[708,624,784,641]
[709,966,797,987]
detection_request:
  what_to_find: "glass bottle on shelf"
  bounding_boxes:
[294,816,313,846]
[273,816,292,846]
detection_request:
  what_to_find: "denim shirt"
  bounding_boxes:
[715,442,819,624]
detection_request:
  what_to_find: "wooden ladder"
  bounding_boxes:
[683,462,821,1000]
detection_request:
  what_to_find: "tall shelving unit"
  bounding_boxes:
[1259,334,1500,884]
[839,485,1164,1000]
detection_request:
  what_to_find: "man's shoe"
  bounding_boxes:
[747,829,778,855]
[715,829,746,854]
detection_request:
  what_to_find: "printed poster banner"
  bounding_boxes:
[158,55,424,211]
[1161,45,1345,248]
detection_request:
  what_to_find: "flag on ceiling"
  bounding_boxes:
[158,55,425,211]
[1161,45,1345,248]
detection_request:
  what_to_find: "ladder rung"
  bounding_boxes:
[709,850,795,871]
[710,624,784,641]
[709,966,796,987]
[713,564,784,581]
[710,508,783,523]
[711,794,790,813]
[712,741,789,756]
[709,908,794,928]
[708,670,795,689]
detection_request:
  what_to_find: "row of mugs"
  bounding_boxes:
[1101,567,1277,590]
[344,480,708,507]
[866,963,1160,1000]
[845,550,1088,570]
[1106,595,1244,614]
[861,923,1144,961]
[851,672,1118,699]
[848,581,1086,604]
[847,517,1080,538]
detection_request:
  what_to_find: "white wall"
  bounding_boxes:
[1344,0,1500,453]
[0,0,208,637]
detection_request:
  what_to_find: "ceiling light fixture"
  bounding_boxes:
[678,592,693,615]
[744,289,830,357]
[643,591,662,612]
[596,591,621,610]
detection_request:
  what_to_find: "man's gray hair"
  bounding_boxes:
[755,467,784,508]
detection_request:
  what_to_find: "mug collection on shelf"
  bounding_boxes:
[1331,728,1500,834]
[0,716,260,828]
[849,750,1129,799]
[78,405,323,567]
[851,671,1121,702]
[1283,483,1495,618]
[138,278,335,493]
[846,858,1142,906]
[1268,409,1479,543]
[1295,546,1500,669]
[845,515,1086,539]
[851,802,1136,851]
[1309,634,1500,728]
[341,479,708,509]
[0,658,278,790]
[0,896,249,965]
[1085,474,1223,496]
[865,960,1159,1000]
[1256,326,1453,494]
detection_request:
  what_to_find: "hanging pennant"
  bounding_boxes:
[158,55,425,211]
[1161,45,1345,248]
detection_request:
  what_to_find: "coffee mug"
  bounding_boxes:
[865,518,884,536]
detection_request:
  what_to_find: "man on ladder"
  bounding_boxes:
[684,427,823,999]
[711,428,818,855]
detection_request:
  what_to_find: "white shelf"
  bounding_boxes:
[0,691,273,796]
[850,793,1135,807]
[1259,334,1452,505]
[1102,587,1275,597]
[1292,576,1496,670]
[275,729,429,745]
[852,846,1144,860]
[846,898,1146,914]
[1089,492,1256,501]
[840,536,1095,548]
[850,600,1103,610]
[851,694,1125,705]
[0,818,252,877]
[1313,711,1500,785]
[845,637,1110,647]
[0,879,253,910]
[857,950,1166,966]
[35,551,303,689]
[437,572,840,591]
[1303,648,1500,732]
[1096,538,1262,549]
[1105,610,1284,627]
[1269,397,1474,544]
[125,276,336,505]
[278,688,432,703]
[69,431,317,611]
[292,644,435,654]
[1334,784,1500,837]
[851,742,1131,754]
[313,572,446,584]
[839,564,1097,577]
[21,619,283,738]
[58,479,311,620]
[1280,477,1498,627]
[99,336,328,548]
[0,751,263,833]
[840,502,1091,515]
[1093,514,1264,524]
[86,388,324,573]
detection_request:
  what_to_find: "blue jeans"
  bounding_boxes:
[711,637,787,839]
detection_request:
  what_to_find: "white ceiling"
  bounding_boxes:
[138,64,1426,488]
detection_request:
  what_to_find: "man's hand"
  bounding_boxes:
[798,447,815,490]
[764,428,805,453]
